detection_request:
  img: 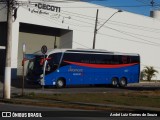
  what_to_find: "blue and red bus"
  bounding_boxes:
[26,49,140,88]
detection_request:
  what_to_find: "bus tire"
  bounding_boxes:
[56,79,65,88]
[119,77,127,87]
[111,77,119,87]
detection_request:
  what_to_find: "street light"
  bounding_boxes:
[92,9,122,49]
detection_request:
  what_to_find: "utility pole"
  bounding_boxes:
[92,10,122,49]
[92,9,98,49]
[3,0,13,99]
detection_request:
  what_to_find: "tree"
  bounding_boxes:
[142,66,158,81]
[140,70,147,80]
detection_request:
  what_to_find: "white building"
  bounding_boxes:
[0,0,160,79]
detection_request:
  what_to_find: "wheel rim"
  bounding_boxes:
[121,80,126,85]
[57,80,64,87]
[120,78,127,87]
[113,80,117,86]
[112,78,118,86]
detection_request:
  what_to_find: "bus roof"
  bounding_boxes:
[34,48,139,56]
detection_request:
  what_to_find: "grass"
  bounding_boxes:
[1,90,160,111]
[13,90,160,108]
[140,80,160,82]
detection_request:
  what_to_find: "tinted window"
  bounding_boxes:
[48,53,62,64]
[63,53,94,63]
[27,55,44,75]
[63,53,116,64]
[45,53,62,74]
[63,53,140,65]
[130,56,140,63]
[119,55,140,64]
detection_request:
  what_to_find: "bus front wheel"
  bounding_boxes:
[119,77,127,87]
[111,77,119,87]
[56,79,65,88]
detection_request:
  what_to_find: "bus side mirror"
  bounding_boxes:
[40,57,51,65]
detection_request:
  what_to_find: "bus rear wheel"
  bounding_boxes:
[119,77,127,87]
[111,77,119,87]
[56,79,65,88]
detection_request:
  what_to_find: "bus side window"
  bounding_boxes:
[130,56,140,63]
[121,56,127,64]
[128,56,131,63]
[113,55,119,64]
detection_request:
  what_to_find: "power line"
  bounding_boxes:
[105,26,160,41]
[73,41,91,49]
[107,20,160,33]
[60,11,160,44]
[61,10,96,21]
[98,32,160,47]
[17,0,81,3]
[22,4,160,47]
[17,0,107,5]
[135,0,160,8]
[19,0,160,33]
[62,10,160,33]
[22,5,160,47]
[23,6,94,28]
[21,6,67,28]
[61,9,160,33]
[21,6,90,49]
[17,0,158,8]
[102,25,160,45]
[44,5,158,8]
[21,6,92,49]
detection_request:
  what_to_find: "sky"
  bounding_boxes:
[86,0,160,16]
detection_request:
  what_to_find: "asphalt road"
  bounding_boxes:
[0,102,107,120]
[0,103,159,120]
[0,77,160,120]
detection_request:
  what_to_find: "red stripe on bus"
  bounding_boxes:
[64,61,138,68]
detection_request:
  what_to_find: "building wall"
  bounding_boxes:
[0,4,7,22]
[18,32,60,75]
[150,10,160,20]
[1,1,160,79]
[59,30,73,48]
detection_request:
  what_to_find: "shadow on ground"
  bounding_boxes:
[0,76,41,89]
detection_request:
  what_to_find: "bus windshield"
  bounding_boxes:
[27,55,44,76]
[45,53,62,75]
